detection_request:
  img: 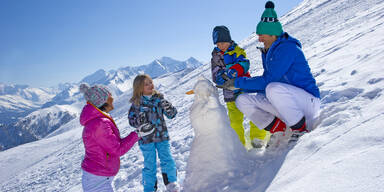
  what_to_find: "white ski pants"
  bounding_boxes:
[82,170,114,192]
[236,82,320,130]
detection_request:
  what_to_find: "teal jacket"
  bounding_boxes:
[128,93,177,144]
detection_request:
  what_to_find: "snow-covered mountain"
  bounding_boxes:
[81,57,202,93]
[0,84,57,99]
[0,84,60,150]
[0,104,79,150]
[1,0,384,191]
[0,57,203,151]
[40,84,82,108]
[42,57,203,109]
[0,83,58,123]
[13,105,79,140]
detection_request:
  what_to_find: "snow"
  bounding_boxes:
[1,0,384,191]
[13,104,80,138]
[0,95,38,111]
[0,86,57,111]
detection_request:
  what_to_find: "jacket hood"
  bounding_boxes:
[276,32,302,48]
[80,103,104,126]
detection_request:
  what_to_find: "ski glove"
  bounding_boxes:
[156,93,177,118]
[215,78,239,91]
[160,99,177,119]
[161,99,173,114]
[226,69,238,79]
[215,70,226,85]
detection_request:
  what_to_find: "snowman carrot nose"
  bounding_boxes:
[186,90,194,95]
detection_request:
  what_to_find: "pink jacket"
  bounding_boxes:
[80,103,139,176]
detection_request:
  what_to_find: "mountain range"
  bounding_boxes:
[0,56,203,150]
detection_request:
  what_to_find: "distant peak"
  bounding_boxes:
[160,56,172,60]
[158,57,177,63]
[94,69,106,74]
[187,57,198,61]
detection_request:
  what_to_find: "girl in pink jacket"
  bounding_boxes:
[79,83,139,192]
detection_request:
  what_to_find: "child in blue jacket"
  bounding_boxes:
[128,74,179,192]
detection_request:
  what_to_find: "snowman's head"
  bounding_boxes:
[189,76,218,101]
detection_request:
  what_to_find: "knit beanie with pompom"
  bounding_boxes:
[79,83,111,108]
[256,1,283,36]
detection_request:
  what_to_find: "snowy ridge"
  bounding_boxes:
[1,0,384,191]
[0,84,60,150]
[0,95,39,111]
[0,84,57,122]
[41,57,204,109]
[0,57,203,151]
[81,57,203,92]
[0,103,81,151]
[14,104,80,139]
[0,84,57,110]
[0,83,55,99]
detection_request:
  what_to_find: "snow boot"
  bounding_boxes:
[289,117,308,143]
[266,131,285,148]
[264,117,286,134]
[251,138,264,148]
[166,182,180,192]
[264,117,287,148]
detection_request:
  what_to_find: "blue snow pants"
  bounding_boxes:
[139,140,177,192]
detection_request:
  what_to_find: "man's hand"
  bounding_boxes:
[215,78,239,91]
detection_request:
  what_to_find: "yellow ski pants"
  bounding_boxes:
[226,101,267,145]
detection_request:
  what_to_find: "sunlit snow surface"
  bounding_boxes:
[1,0,384,191]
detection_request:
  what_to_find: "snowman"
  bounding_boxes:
[183,76,248,192]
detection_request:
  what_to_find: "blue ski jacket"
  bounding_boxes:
[235,32,320,98]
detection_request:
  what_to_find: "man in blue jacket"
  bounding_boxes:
[218,1,321,144]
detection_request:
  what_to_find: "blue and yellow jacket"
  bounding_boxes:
[222,42,251,77]
[235,33,320,98]
[211,41,251,102]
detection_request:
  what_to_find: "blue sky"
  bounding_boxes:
[0,0,302,87]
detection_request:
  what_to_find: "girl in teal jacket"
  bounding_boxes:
[128,74,179,192]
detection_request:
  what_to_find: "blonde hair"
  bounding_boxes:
[130,74,158,106]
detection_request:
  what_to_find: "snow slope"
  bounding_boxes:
[1,0,384,191]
